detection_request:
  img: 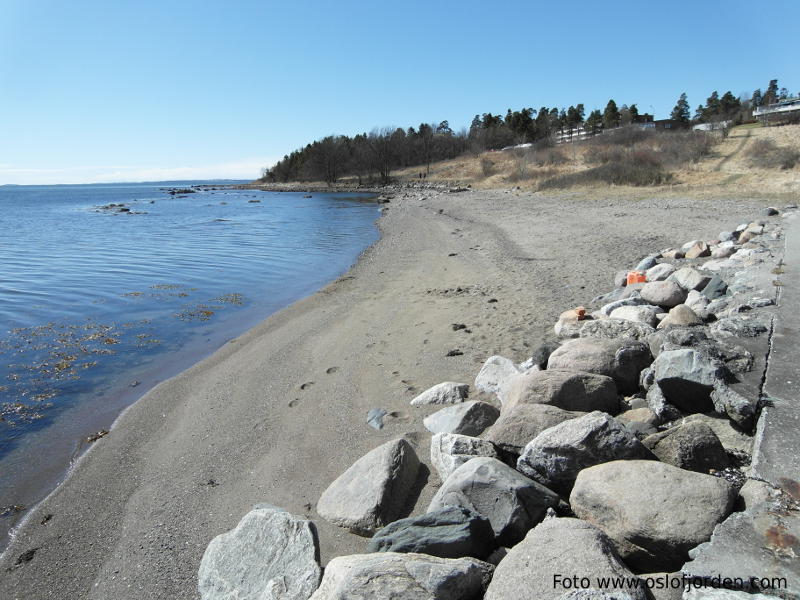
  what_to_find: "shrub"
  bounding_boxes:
[538,161,671,189]
[746,139,799,169]
[532,148,568,166]
[479,157,496,177]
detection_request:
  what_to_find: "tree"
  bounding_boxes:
[435,120,452,135]
[629,104,640,122]
[603,99,620,129]
[584,109,603,135]
[671,93,691,123]
[763,79,779,105]
[751,89,763,108]
[719,91,740,117]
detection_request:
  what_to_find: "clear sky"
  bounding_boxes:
[1,0,798,184]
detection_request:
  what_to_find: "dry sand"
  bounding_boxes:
[0,187,775,598]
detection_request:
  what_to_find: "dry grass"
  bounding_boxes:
[392,122,800,199]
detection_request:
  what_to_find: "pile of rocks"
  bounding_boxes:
[197,209,799,599]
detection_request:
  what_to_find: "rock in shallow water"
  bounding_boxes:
[309,552,494,600]
[198,506,321,600]
[317,438,420,536]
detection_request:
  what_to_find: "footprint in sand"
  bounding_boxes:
[288,399,300,407]
[326,366,339,374]
[300,382,314,390]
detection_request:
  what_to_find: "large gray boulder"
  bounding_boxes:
[570,460,736,572]
[198,506,321,600]
[482,404,585,456]
[651,348,725,413]
[317,438,420,535]
[309,552,493,600]
[430,432,499,481]
[423,401,499,436]
[579,318,655,341]
[642,422,729,473]
[656,304,702,329]
[366,505,495,559]
[517,411,653,495]
[646,263,677,282]
[410,382,469,406]
[503,369,619,414]
[475,355,522,403]
[640,281,687,308]
[484,518,647,600]
[428,457,559,546]
[669,267,711,292]
[547,338,653,395]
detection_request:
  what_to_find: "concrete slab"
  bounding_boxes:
[753,211,800,491]
[682,501,800,599]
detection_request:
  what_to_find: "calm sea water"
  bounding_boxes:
[0,182,379,547]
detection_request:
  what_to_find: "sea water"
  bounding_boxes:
[0,182,379,547]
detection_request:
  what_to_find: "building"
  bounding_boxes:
[753,98,800,124]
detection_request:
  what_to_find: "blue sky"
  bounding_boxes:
[1,0,798,184]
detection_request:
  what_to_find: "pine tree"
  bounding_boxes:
[603,99,620,129]
[670,93,691,123]
[763,79,779,105]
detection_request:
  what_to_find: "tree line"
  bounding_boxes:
[262,78,795,185]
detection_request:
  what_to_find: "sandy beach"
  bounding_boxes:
[0,187,773,599]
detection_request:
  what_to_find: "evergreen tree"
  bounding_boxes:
[670,93,691,123]
[584,109,603,135]
[602,99,620,129]
[751,89,763,108]
[763,79,779,105]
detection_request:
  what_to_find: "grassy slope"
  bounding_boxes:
[388,123,800,200]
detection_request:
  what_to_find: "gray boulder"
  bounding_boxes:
[651,348,725,413]
[616,407,660,437]
[656,304,702,329]
[428,457,559,546]
[597,294,648,317]
[635,255,659,271]
[579,319,655,341]
[198,506,321,600]
[309,552,493,600]
[517,411,654,495]
[475,355,521,402]
[645,384,683,422]
[547,338,652,395]
[410,382,469,406]
[529,341,560,369]
[642,422,729,473]
[610,305,661,327]
[669,267,710,292]
[710,383,758,429]
[646,263,677,282]
[640,281,688,308]
[430,432,499,481]
[503,369,619,414]
[570,460,736,572]
[317,438,420,535]
[366,505,496,559]
[681,413,753,457]
[701,276,728,299]
[423,401,499,436]
[482,404,585,456]
[484,518,647,600]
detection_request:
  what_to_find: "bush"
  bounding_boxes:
[538,161,671,189]
[746,139,799,169]
[532,148,568,166]
[479,157,496,177]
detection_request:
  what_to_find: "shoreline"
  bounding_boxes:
[0,187,773,598]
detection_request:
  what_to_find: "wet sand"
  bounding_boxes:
[0,187,768,599]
